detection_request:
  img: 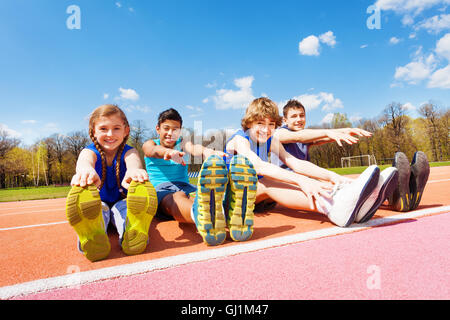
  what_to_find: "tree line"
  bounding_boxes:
[0,102,448,189]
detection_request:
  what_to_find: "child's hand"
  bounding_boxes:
[121,169,149,189]
[71,167,101,188]
[329,172,353,185]
[204,149,228,159]
[296,176,334,210]
[164,149,186,166]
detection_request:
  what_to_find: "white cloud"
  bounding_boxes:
[279,92,344,113]
[402,102,416,110]
[0,123,21,138]
[103,93,109,99]
[360,44,369,49]
[350,115,363,123]
[435,32,450,60]
[321,113,335,124]
[124,104,150,113]
[212,76,255,110]
[319,31,337,47]
[415,14,450,33]
[402,15,415,25]
[394,53,437,84]
[375,0,450,15]
[392,33,450,88]
[428,64,450,88]
[118,87,139,101]
[389,36,402,44]
[299,35,320,56]
[299,31,336,56]
[115,2,122,8]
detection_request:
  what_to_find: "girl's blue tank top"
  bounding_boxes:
[85,143,133,205]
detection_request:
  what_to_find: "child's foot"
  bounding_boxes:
[409,151,430,211]
[355,167,398,223]
[192,155,228,246]
[227,155,258,241]
[66,185,110,262]
[326,165,380,227]
[122,181,158,255]
[388,152,411,212]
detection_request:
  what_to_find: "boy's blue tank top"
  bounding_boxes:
[85,143,133,205]
[144,138,189,187]
[271,125,311,168]
[224,129,272,179]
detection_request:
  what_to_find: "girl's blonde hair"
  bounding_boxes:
[88,104,129,196]
[241,97,282,131]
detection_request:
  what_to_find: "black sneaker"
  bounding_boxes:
[388,152,411,212]
[409,151,430,211]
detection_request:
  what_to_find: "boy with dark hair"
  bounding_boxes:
[142,108,258,246]
[271,99,372,167]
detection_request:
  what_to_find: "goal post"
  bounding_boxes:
[341,154,377,168]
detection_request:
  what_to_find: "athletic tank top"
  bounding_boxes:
[85,143,133,205]
[224,129,272,179]
[271,125,311,168]
[144,138,189,187]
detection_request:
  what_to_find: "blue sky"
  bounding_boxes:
[0,0,449,146]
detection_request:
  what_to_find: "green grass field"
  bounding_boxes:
[1,161,448,203]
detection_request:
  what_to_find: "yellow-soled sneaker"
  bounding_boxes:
[227,155,258,242]
[122,181,158,255]
[192,155,228,246]
[66,185,110,262]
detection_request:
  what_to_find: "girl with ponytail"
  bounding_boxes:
[67,104,157,262]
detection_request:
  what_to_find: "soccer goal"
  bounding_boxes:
[341,154,377,168]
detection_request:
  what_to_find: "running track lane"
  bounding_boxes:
[16,212,450,300]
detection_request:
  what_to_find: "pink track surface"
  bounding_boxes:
[19,212,450,300]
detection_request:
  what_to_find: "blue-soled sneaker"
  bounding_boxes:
[226,155,258,241]
[192,155,228,246]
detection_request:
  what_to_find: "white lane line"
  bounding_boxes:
[0,205,449,300]
[0,221,67,231]
[0,208,63,218]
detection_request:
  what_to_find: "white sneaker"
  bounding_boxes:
[355,167,399,223]
[325,165,380,227]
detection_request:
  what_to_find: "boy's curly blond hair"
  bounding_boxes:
[241,97,282,131]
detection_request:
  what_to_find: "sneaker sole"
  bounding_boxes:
[228,155,258,242]
[122,181,158,255]
[344,167,380,227]
[65,185,110,262]
[357,169,398,223]
[196,155,228,246]
[389,152,411,212]
[409,151,430,211]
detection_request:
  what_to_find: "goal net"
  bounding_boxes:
[341,154,377,168]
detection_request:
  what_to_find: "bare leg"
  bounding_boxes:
[256,177,322,213]
[159,191,195,223]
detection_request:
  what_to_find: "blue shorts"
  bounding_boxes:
[154,181,197,220]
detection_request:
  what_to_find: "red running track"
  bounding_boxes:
[17,211,450,300]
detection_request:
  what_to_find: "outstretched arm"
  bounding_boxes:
[275,127,372,147]
[71,149,101,187]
